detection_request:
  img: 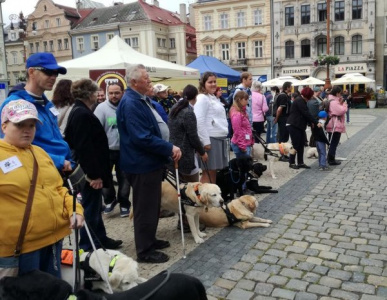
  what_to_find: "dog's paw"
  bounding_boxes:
[198,231,207,238]
[271,175,277,179]
[267,219,273,224]
[194,237,205,244]
[263,223,271,227]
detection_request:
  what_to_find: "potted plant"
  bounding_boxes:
[366,87,377,108]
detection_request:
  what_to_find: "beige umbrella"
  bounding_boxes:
[331,73,375,85]
[262,76,301,87]
[296,76,325,86]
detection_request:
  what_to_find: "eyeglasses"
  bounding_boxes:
[31,67,59,77]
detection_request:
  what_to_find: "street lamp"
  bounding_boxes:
[324,0,331,90]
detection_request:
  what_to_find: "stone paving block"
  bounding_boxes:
[280,268,303,279]
[286,279,309,291]
[335,242,356,251]
[272,288,296,300]
[322,261,342,269]
[215,278,237,290]
[310,243,331,251]
[267,275,289,285]
[303,273,321,284]
[313,265,329,275]
[360,295,386,300]
[254,282,274,295]
[271,243,287,250]
[295,292,318,300]
[265,249,287,258]
[363,266,383,275]
[277,258,298,268]
[343,265,363,272]
[331,289,360,300]
[207,285,230,299]
[330,247,346,254]
[357,244,379,253]
[352,238,368,244]
[361,232,380,240]
[342,282,375,294]
[360,258,384,267]
[307,284,330,295]
[352,272,365,283]
[288,253,308,262]
[306,256,323,265]
[233,261,253,273]
[226,288,255,300]
[283,232,304,241]
[319,276,342,288]
[369,253,387,261]
[253,296,276,300]
[304,248,319,256]
[318,251,338,260]
[327,269,352,280]
[260,255,279,264]
[304,236,320,243]
[332,235,351,242]
[222,269,244,281]
[235,279,256,291]
[327,228,345,235]
[241,253,260,264]
[377,286,387,297]
[266,232,281,240]
[283,214,298,221]
[266,265,281,275]
[297,261,315,271]
[318,232,332,239]
[285,246,306,253]
[293,241,309,248]
[255,242,271,251]
[206,295,218,300]
[319,297,340,300]
[320,239,338,247]
[367,275,387,287]
[337,254,360,265]
[277,238,294,245]
[346,249,367,258]
[253,263,269,271]
[245,270,270,282]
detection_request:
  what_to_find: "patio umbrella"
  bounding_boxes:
[296,76,325,86]
[262,76,301,87]
[331,73,375,85]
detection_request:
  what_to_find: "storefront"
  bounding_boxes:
[281,66,311,80]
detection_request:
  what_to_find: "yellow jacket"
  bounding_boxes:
[0,140,83,257]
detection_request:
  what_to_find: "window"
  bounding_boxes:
[285,41,294,58]
[334,36,344,55]
[285,7,294,26]
[157,38,166,48]
[317,37,327,55]
[32,21,37,31]
[10,32,16,40]
[318,3,327,22]
[11,52,17,64]
[35,42,39,52]
[187,39,192,48]
[204,45,213,56]
[335,1,345,21]
[44,20,49,28]
[254,41,263,58]
[221,43,229,60]
[220,12,228,29]
[57,39,62,51]
[237,11,245,27]
[49,40,54,52]
[56,18,61,26]
[351,35,362,54]
[77,37,84,52]
[237,42,246,59]
[43,41,48,52]
[301,39,311,57]
[254,9,263,25]
[107,33,115,41]
[301,5,310,25]
[170,38,176,49]
[64,38,69,50]
[125,37,138,48]
[352,0,362,19]
[29,43,34,53]
[204,15,212,31]
[91,35,99,49]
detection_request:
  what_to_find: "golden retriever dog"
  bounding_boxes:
[306,147,319,158]
[80,249,146,293]
[199,195,272,229]
[252,142,295,179]
[161,181,224,244]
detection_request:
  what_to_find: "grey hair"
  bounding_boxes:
[251,80,262,92]
[125,64,146,85]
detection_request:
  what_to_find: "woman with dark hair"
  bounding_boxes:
[194,72,228,184]
[265,86,279,143]
[52,79,74,137]
[326,86,347,165]
[286,87,322,169]
[169,84,207,182]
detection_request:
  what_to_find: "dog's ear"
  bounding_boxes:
[109,272,123,290]
[198,184,210,208]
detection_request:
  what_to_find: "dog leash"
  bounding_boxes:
[200,158,212,183]
[139,270,171,300]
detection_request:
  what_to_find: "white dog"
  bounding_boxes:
[306,147,319,158]
[80,249,146,293]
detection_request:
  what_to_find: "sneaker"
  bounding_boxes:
[120,206,130,218]
[319,167,331,171]
[104,199,118,214]
[102,237,123,249]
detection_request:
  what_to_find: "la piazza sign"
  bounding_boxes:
[334,63,367,74]
[282,67,311,76]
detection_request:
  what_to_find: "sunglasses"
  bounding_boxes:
[32,67,59,77]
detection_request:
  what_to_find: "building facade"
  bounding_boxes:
[273,0,376,88]
[192,0,272,84]
[375,0,387,89]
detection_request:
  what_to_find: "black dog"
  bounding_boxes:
[246,163,278,194]
[216,156,253,201]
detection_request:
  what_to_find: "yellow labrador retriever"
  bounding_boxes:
[199,195,272,229]
[252,142,295,179]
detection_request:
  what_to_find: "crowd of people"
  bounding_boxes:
[0,51,351,287]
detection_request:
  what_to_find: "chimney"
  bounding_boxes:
[153,0,159,7]
[179,3,187,23]
[76,0,82,10]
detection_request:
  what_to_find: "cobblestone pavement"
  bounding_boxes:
[169,109,387,300]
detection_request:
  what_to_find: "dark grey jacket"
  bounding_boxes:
[168,106,205,175]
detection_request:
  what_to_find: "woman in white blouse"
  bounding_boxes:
[194,72,229,184]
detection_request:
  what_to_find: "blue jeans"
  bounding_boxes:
[18,241,63,278]
[231,143,251,158]
[266,116,278,143]
[316,141,327,167]
[346,107,350,123]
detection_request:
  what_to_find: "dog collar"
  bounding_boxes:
[108,255,119,276]
[279,143,284,156]
[180,185,201,207]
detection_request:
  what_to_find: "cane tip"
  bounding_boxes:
[183,255,187,259]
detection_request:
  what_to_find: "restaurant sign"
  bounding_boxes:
[334,63,367,74]
[281,66,310,76]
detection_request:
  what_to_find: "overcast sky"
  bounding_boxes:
[1,0,194,25]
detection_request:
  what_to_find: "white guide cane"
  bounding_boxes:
[175,161,187,259]
[327,116,337,152]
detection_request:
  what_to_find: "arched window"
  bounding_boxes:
[285,41,294,59]
[334,36,344,55]
[301,39,310,57]
[317,37,327,55]
[351,35,362,54]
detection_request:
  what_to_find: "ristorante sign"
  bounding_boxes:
[281,66,311,76]
[334,63,367,74]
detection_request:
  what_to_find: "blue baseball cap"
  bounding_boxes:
[26,52,67,74]
[318,111,328,118]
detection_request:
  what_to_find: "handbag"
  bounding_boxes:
[0,149,38,279]
[65,163,86,193]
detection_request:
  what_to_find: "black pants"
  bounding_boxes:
[328,132,341,157]
[253,121,265,142]
[125,169,163,257]
[277,118,289,143]
[287,125,306,165]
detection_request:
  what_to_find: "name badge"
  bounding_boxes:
[0,156,22,174]
[49,107,60,116]
[245,134,250,140]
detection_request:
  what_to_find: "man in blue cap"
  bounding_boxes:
[0,52,72,172]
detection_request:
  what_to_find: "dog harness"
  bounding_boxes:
[279,143,284,156]
[108,255,119,277]
[221,204,242,226]
[180,184,201,207]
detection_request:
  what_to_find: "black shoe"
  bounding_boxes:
[328,160,341,165]
[102,237,123,249]
[153,239,170,250]
[289,164,299,169]
[297,164,311,169]
[137,250,169,263]
[279,156,289,162]
[159,210,175,218]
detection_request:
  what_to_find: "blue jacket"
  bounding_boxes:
[0,89,72,170]
[117,87,173,174]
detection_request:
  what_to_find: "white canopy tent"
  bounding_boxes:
[262,76,301,87]
[331,73,375,85]
[296,76,325,86]
[58,36,200,89]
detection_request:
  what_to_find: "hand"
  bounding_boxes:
[62,160,72,172]
[69,214,84,229]
[201,152,208,162]
[89,178,103,189]
[171,146,182,161]
[204,144,211,151]
[317,123,322,128]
